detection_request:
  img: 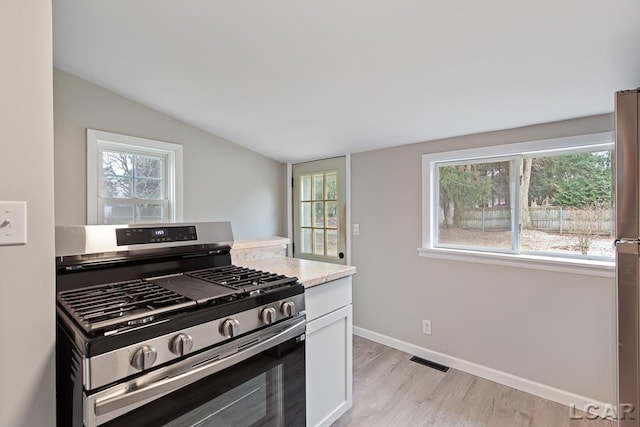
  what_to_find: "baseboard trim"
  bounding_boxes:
[353,326,609,411]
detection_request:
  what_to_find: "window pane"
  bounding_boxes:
[301,228,312,253]
[520,150,613,258]
[313,202,324,227]
[135,155,163,178]
[103,202,134,225]
[301,202,312,227]
[326,229,338,257]
[102,151,133,177]
[301,175,312,201]
[437,160,513,250]
[313,229,324,255]
[135,203,164,223]
[313,174,324,200]
[134,177,162,199]
[326,172,337,200]
[102,176,132,198]
[326,201,337,228]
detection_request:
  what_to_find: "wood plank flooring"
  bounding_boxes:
[331,336,613,427]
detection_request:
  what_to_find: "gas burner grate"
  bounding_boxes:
[57,279,196,333]
[187,265,298,294]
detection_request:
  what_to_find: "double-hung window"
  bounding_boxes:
[87,129,183,225]
[421,132,615,273]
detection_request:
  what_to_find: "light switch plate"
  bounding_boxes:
[0,201,27,246]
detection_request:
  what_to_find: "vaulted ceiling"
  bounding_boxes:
[53,0,640,163]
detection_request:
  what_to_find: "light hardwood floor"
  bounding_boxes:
[331,336,613,427]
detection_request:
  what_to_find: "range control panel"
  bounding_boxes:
[116,225,198,246]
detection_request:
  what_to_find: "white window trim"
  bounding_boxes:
[87,129,183,224]
[420,131,615,277]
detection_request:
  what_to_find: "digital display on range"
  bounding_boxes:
[116,226,198,246]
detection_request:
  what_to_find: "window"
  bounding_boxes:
[87,129,183,225]
[298,171,339,256]
[437,157,517,252]
[421,132,615,273]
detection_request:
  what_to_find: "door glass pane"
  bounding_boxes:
[301,202,311,227]
[313,229,324,255]
[103,202,134,224]
[301,229,312,253]
[326,229,338,257]
[326,201,337,228]
[313,174,324,200]
[437,160,513,250]
[313,202,324,227]
[300,175,312,201]
[325,172,337,200]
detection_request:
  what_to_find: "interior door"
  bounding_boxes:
[292,157,347,265]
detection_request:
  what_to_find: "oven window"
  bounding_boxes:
[165,370,275,426]
[102,337,305,427]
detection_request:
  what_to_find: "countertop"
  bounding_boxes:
[232,237,290,250]
[238,257,356,288]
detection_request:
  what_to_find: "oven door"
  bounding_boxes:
[86,317,306,427]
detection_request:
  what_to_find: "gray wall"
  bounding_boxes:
[351,114,616,403]
[54,69,286,240]
[0,1,56,425]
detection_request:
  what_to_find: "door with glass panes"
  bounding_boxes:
[292,157,347,264]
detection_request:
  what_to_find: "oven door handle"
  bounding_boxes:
[92,318,305,419]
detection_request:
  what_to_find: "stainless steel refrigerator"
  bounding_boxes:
[616,88,640,427]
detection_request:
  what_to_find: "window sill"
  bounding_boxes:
[418,247,614,278]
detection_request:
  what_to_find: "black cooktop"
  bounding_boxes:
[57,265,298,334]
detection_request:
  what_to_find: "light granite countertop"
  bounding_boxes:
[238,257,356,288]
[232,237,290,250]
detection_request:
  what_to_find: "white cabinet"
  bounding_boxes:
[305,276,353,427]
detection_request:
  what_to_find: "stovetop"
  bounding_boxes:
[57,279,196,333]
[57,265,299,335]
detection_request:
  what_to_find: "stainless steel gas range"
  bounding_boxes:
[55,222,306,427]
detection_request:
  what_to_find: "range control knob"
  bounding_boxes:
[260,307,277,325]
[130,345,157,370]
[220,318,240,338]
[169,333,193,356]
[281,301,296,317]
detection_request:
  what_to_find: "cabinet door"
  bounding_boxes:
[306,304,353,427]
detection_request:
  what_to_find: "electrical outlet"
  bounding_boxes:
[422,320,432,335]
[353,224,360,236]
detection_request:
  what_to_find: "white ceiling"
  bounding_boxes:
[53,0,640,163]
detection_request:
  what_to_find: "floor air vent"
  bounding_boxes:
[410,356,449,372]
